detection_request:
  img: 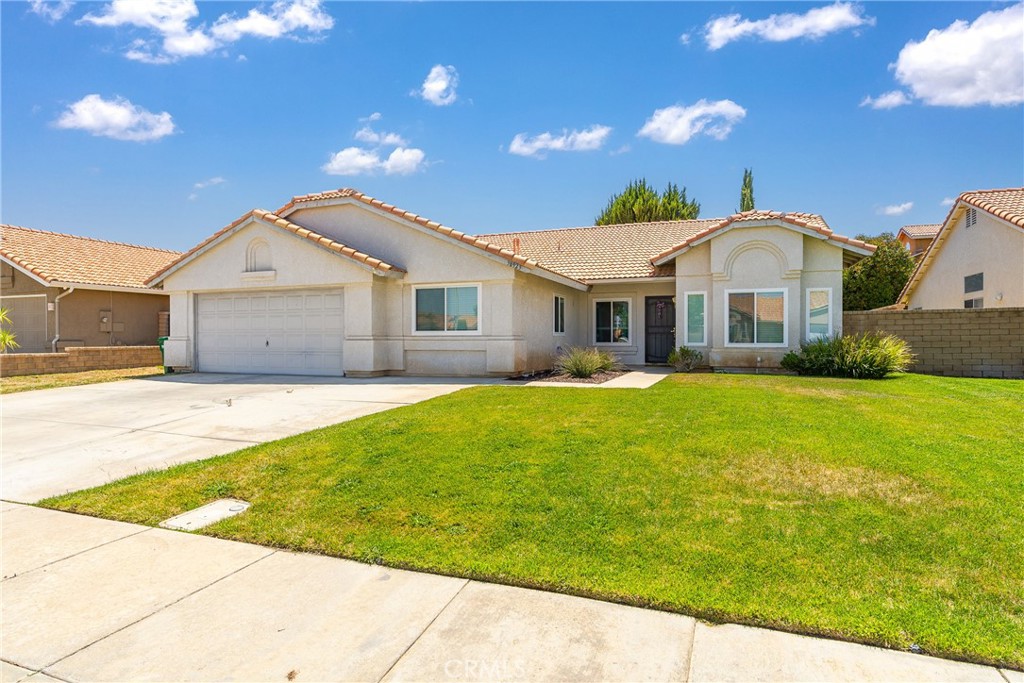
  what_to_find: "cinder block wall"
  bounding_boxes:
[843,308,1023,378]
[0,346,163,377]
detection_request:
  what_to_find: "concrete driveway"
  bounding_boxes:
[1,373,492,503]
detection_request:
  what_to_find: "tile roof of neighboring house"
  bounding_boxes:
[898,187,1024,306]
[897,224,941,239]
[147,209,405,284]
[652,210,875,265]
[478,220,720,280]
[277,188,580,284]
[0,224,181,290]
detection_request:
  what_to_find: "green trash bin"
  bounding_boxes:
[157,336,169,374]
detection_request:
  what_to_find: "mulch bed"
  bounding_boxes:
[508,369,629,384]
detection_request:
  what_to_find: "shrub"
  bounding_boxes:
[555,347,620,378]
[781,333,914,379]
[666,346,703,372]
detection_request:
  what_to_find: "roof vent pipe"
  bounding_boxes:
[51,286,75,352]
[512,237,520,254]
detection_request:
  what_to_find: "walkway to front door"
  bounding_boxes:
[645,296,675,363]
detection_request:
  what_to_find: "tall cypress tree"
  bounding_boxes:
[739,168,755,212]
[595,179,700,225]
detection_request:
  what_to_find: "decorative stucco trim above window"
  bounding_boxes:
[724,288,789,348]
[240,270,277,282]
[411,283,483,336]
[715,240,800,282]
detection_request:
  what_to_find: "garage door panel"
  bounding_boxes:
[197,289,343,376]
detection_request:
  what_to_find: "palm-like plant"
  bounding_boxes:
[0,307,19,353]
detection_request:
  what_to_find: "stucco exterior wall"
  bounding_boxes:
[909,211,1024,310]
[673,227,845,369]
[0,262,168,352]
[587,281,676,364]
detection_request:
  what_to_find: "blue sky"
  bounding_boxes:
[3,1,1022,252]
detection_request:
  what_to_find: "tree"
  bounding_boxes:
[0,308,19,353]
[595,179,700,225]
[842,233,916,310]
[739,168,755,212]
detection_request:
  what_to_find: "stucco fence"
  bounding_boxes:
[0,346,163,378]
[843,308,1023,379]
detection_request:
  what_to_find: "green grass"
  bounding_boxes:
[42,373,1024,668]
[0,366,163,394]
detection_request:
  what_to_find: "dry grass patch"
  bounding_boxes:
[0,366,163,394]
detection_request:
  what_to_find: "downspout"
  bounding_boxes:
[50,286,75,352]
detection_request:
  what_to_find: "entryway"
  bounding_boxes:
[644,296,675,363]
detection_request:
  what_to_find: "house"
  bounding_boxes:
[896,224,940,256]
[152,189,875,377]
[898,188,1024,310]
[0,225,179,352]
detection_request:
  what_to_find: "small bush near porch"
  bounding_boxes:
[44,373,1024,669]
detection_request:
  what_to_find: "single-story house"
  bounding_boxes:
[152,189,875,377]
[896,224,940,257]
[0,224,179,352]
[898,188,1024,310]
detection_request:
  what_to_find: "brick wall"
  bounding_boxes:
[843,308,1023,379]
[0,346,163,377]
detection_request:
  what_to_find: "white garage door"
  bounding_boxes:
[197,290,344,376]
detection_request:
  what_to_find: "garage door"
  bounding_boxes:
[197,290,344,376]
[0,295,48,352]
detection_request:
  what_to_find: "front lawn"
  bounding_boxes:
[0,366,163,394]
[43,373,1024,668]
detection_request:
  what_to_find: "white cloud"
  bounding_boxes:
[508,125,613,159]
[941,197,956,207]
[29,0,74,22]
[679,33,692,46]
[419,64,459,106]
[860,90,911,109]
[78,0,333,64]
[891,4,1024,107]
[704,2,874,50]
[361,112,383,122]
[54,94,175,142]
[879,202,914,216]
[354,125,407,146]
[638,99,746,145]
[189,176,225,199]
[382,148,427,175]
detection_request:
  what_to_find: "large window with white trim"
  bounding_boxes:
[414,285,480,333]
[806,288,832,340]
[684,292,706,346]
[726,289,786,346]
[594,299,631,344]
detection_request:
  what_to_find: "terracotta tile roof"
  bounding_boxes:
[277,188,587,287]
[652,210,875,265]
[898,187,1024,306]
[0,224,181,290]
[898,224,941,239]
[478,220,719,280]
[148,209,405,285]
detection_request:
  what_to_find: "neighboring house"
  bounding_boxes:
[896,224,940,256]
[899,188,1024,310]
[0,225,179,352]
[152,189,874,377]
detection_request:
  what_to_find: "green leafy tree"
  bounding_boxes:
[0,307,19,353]
[739,168,755,212]
[596,179,700,225]
[842,233,916,310]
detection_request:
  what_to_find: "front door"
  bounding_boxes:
[645,296,675,363]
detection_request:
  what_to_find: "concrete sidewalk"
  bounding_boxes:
[2,504,1015,683]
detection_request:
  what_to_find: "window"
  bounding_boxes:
[964,297,984,309]
[553,296,566,335]
[806,288,832,340]
[966,207,977,228]
[964,273,984,294]
[594,299,631,344]
[414,285,480,333]
[684,292,706,346]
[726,290,786,346]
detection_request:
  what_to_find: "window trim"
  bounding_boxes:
[411,283,482,336]
[805,287,833,341]
[724,288,789,348]
[964,272,984,294]
[683,291,707,347]
[553,295,566,336]
[592,297,633,346]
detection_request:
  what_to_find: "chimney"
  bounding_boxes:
[512,237,521,253]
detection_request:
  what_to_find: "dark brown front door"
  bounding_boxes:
[645,296,675,363]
